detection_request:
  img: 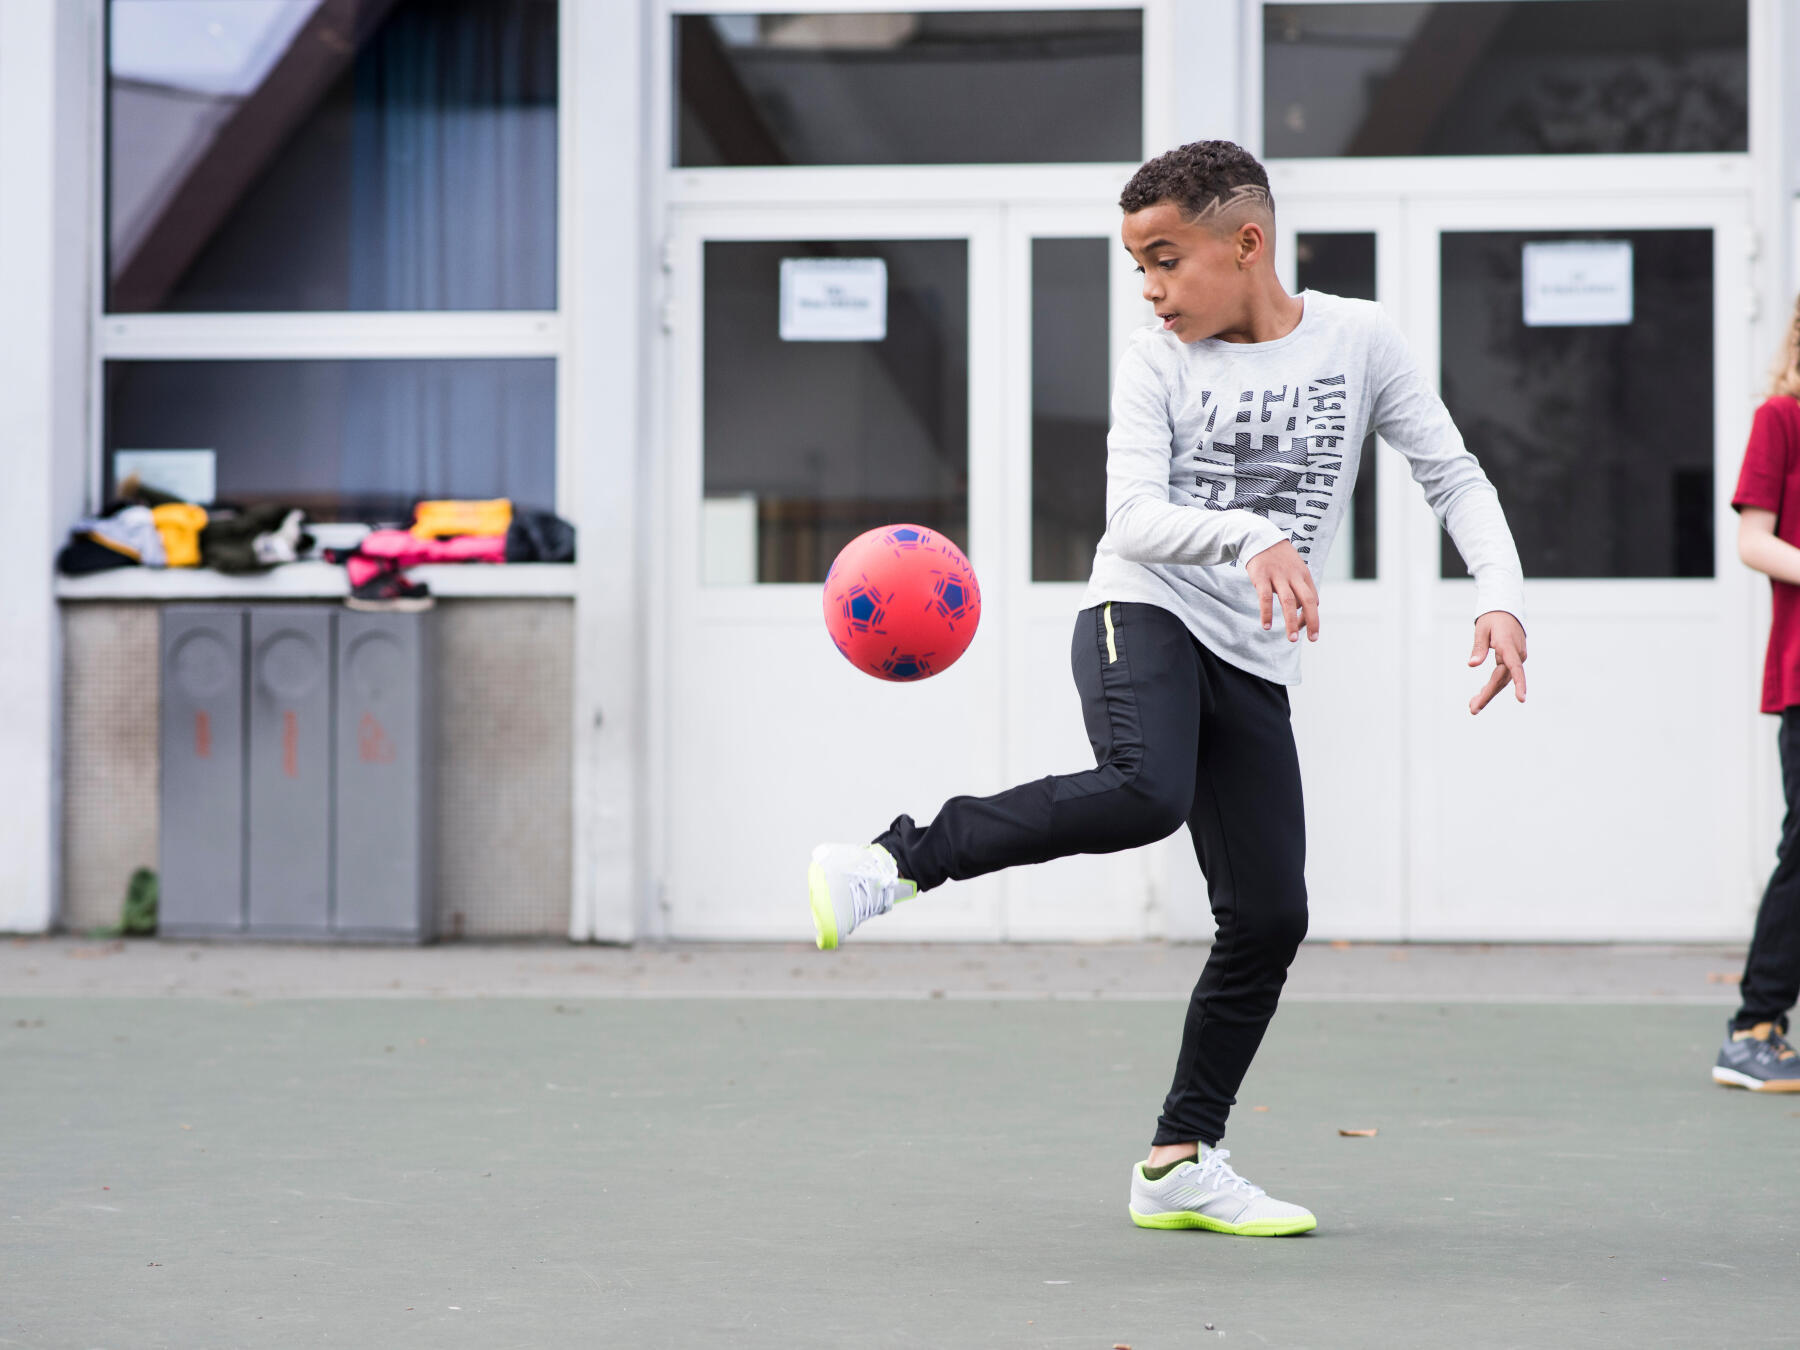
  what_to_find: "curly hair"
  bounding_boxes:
[1774,292,1800,401]
[1118,140,1274,226]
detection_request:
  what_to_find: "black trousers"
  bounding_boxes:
[1736,708,1800,1031]
[875,602,1308,1147]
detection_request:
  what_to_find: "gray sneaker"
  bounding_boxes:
[1128,1147,1316,1236]
[807,843,916,949]
[1712,1020,1800,1092]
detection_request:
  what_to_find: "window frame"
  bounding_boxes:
[1248,0,1755,164]
[658,0,1173,202]
[87,0,576,537]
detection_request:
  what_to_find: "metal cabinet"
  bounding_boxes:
[157,605,434,942]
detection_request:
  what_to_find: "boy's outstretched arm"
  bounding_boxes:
[1363,310,1529,714]
[1468,611,1528,715]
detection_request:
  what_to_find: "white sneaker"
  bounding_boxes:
[1128,1146,1316,1236]
[808,843,916,949]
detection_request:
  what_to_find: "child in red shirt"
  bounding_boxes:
[1717,294,1800,1091]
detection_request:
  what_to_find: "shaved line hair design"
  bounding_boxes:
[1119,140,1276,232]
[1189,182,1274,226]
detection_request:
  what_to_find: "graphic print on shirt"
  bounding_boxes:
[1190,377,1349,558]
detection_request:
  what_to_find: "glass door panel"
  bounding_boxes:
[701,238,970,584]
[1029,237,1110,583]
[1437,228,1715,580]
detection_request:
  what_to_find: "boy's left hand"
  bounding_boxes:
[1468,612,1527,715]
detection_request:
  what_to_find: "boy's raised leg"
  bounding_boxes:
[811,603,1202,938]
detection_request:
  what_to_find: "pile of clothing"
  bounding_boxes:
[57,484,576,612]
[57,476,311,576]
[328,499,576,611]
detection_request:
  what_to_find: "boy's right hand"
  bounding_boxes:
[1245,540,1320,643]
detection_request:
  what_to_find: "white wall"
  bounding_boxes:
[568,0,651,940]
[0,0,89,932]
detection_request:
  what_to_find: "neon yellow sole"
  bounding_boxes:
[1129,1207,1316,1237]
[808,861,839,950]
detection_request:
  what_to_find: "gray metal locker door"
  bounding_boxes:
[247,607,333,933]
[333,611,433,939]
[158,608,246,935]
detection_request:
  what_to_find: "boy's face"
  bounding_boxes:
[1121,200,1262,343]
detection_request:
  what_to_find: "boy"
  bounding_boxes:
[1713,292,1800,1093]
[808,141,1529,1234]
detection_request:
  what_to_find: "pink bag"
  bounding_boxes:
[346,529,506,587]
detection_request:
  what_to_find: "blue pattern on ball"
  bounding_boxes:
[880,651,934,681]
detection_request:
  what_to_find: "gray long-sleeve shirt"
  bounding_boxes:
[1081,290,1527,684]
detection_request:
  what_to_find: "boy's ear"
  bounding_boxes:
[1236,221,1267,268]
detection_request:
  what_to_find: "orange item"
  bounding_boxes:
[151,503,208,568]
[410,498,512,539]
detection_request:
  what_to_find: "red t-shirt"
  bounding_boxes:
[1733,394,1800,712]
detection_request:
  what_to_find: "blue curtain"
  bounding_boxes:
[340,0,558,517]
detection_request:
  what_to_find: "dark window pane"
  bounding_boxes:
[1438,229,1714,579]
[1031,238,1108,582]
[676,11,1141,167]
[107,0,558,312]
[703,240,968,584]
[1295,232,1377,579]
[104,359,556,523]
[1265,2,1746,157]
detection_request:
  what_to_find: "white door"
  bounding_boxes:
[659,206,1011,939]
[994,205,1167,939]
[659,190,1759,943]
[659,201,1169,940]
[1401,193,1758,940]
[1264,201,1412,940]
[1270,187,1758,940]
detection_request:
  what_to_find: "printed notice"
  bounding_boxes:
[114,449,216,504]
[1522,241,1633,327]
[779,258,887,341]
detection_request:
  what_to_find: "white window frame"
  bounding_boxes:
[1247,0,1758,167]
[652,0,1174,607]
[80,0,577,596]
[658,0,1176,205]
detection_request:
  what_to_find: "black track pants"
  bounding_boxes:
[1737,708,1800,1030]
[874,601,1308,1147]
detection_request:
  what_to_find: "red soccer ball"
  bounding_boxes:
[822,525,981,681]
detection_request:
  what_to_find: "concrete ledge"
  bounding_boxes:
[55,562,576,600]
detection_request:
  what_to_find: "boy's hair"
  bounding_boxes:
[1118,140,1274,228]
[1773,293,1800,401]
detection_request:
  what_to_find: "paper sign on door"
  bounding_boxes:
[779,258,888,341]
[1522,241,1633,327]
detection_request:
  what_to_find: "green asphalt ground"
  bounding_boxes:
[3,993,1793,1349]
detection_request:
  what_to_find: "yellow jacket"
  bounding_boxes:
[152,503,208,568]
[411,498,512,539]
